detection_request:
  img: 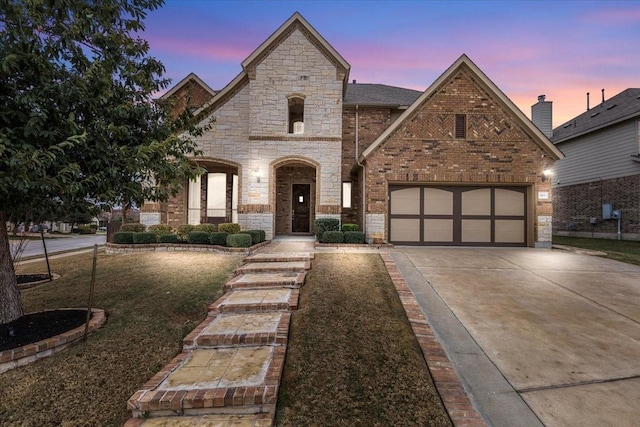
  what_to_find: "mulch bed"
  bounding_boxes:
[16,273,52,284]
[0,309,88,351]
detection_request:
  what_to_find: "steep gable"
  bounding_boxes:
[159,72,216,119]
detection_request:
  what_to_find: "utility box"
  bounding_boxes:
[612,210,621,219]
[590,217,598,225]
[602,204,612,220]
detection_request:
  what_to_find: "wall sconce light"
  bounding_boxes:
[542,167,552,182]
[254,167,261,183]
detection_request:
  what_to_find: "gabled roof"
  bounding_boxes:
[159,72,216,100]
[551,88,640,144]
[361,54,564,162]
[344,83,422,107]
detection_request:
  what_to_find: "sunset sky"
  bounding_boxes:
[143,0,640,128]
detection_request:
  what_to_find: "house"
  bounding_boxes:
[550,88,640,240]
[143,12,563,247]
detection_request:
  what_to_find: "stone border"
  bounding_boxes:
[315,242,393,249]
[17,272,62,290]
[0,308,107,374]
[105,240,271,255]
[380,254,487,427]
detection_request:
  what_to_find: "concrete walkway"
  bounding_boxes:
[395,247,640,427]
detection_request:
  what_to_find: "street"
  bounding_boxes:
[13,234,106,258]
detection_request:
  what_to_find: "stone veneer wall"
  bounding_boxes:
[553,174,640,239]
[363,66,554,246]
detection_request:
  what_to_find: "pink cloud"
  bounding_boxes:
[580,6,640,25]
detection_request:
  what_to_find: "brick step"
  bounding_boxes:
[183,312,291,349]
[124,413,273,427]
[209,289,299,313]
[235,261,311,275]
[225,271,306,290]
[244,252,314,263]
[127,346,285,418]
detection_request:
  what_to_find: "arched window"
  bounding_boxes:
[288,97,304,134]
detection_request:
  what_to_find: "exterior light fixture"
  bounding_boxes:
[254,167,261,183]
[542,168,552,182]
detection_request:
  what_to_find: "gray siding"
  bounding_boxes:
[553,119,640,187]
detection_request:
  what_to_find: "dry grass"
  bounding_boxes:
[276,253,451,427]
[1,251,242,426]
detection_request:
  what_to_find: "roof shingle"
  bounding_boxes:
[344,83,422,107]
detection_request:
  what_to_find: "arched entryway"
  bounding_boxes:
[187,159,240,226]
[273,159,317,236]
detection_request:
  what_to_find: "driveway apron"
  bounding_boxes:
[394,247,640,427]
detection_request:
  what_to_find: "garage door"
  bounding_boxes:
[389,185,527,246]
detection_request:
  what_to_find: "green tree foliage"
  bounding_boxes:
[0,0,206,323]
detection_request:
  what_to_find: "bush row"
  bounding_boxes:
[313,219,365,244]
[112,225,266,248]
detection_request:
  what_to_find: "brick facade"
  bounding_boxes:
[553,175,640,239]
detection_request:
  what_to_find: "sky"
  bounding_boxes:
[142,0,640,128]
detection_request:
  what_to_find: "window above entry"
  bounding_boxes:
[288,96,305,134]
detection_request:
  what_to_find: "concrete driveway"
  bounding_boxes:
[391,247,640,427]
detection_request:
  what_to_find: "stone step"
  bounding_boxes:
[124,413,273,427]
[127,346,285,418]
[225,271,306,290]
[244,252,314,263]
[235,261,311,275]
[183,312,291,349]
[209,289,299,313]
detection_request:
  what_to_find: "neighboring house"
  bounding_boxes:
[144,12,563,247]
[550,88,640,240]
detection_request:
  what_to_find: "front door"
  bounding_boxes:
[292,184,311,233]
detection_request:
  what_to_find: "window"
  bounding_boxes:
[188,175,201,225]
[288,97,304,134]
[455,114,466,139]
[342,182,352,208]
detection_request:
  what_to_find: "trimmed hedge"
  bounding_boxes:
[158,233,179,243]
[113,232,134,244]
[119,223,146,232]
[210,232,229,246]
[176,224,195,241]
[341,223,359,232]
[246,229,266,243]
[148,224,173,238]
[322,230,344,244]
[344,231,365,244]
[187,231,210,244]
[133,232,157,244]
[77,226,96,234]
[219,223,241,234]
[227,233,252,248]
[314,218,340,242]
[194,223,216,233]
[243,230,261,245]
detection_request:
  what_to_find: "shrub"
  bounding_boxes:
[194,223,216,233]
[133,232,157,244]
[314,218,340,242]
[148,224,173,238]
[227,233,252,248]
[243,230,261,245]
[113,232,134,244]
[322,231,344,244]
[344,231,365,244]
[247,229,266,243]
[119,223,146,233]
[89,224,98,230]
[218,223,241,234]
[176,224,195,241]
[77,226,96,235]
[158,233,179,243]
[341,223,359,232]
[210,232,229,246]
[187,231,210,245]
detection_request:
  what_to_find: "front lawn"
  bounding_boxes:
[1,251,242,426]
[553,235,640,266]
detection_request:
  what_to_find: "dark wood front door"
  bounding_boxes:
[292,184,311,233]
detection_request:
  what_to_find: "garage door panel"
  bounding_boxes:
[495,219,525,243]
[423,219,453,242]
[461,188,491,215]
[495,188,525,216]
[390,218,421,242]
[390,188,420,215]
[423,188,453,215]
[461,219,492,243]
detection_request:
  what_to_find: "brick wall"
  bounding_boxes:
[163,79,214,120]
[553,175,640,237]
[363,66,553,245]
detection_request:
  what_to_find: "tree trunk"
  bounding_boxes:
[0,211,24,324]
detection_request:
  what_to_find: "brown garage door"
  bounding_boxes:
[389,185,527,246]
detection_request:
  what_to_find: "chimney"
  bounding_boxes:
[531,95,553,138]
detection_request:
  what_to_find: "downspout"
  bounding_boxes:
[355,105,366,236]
